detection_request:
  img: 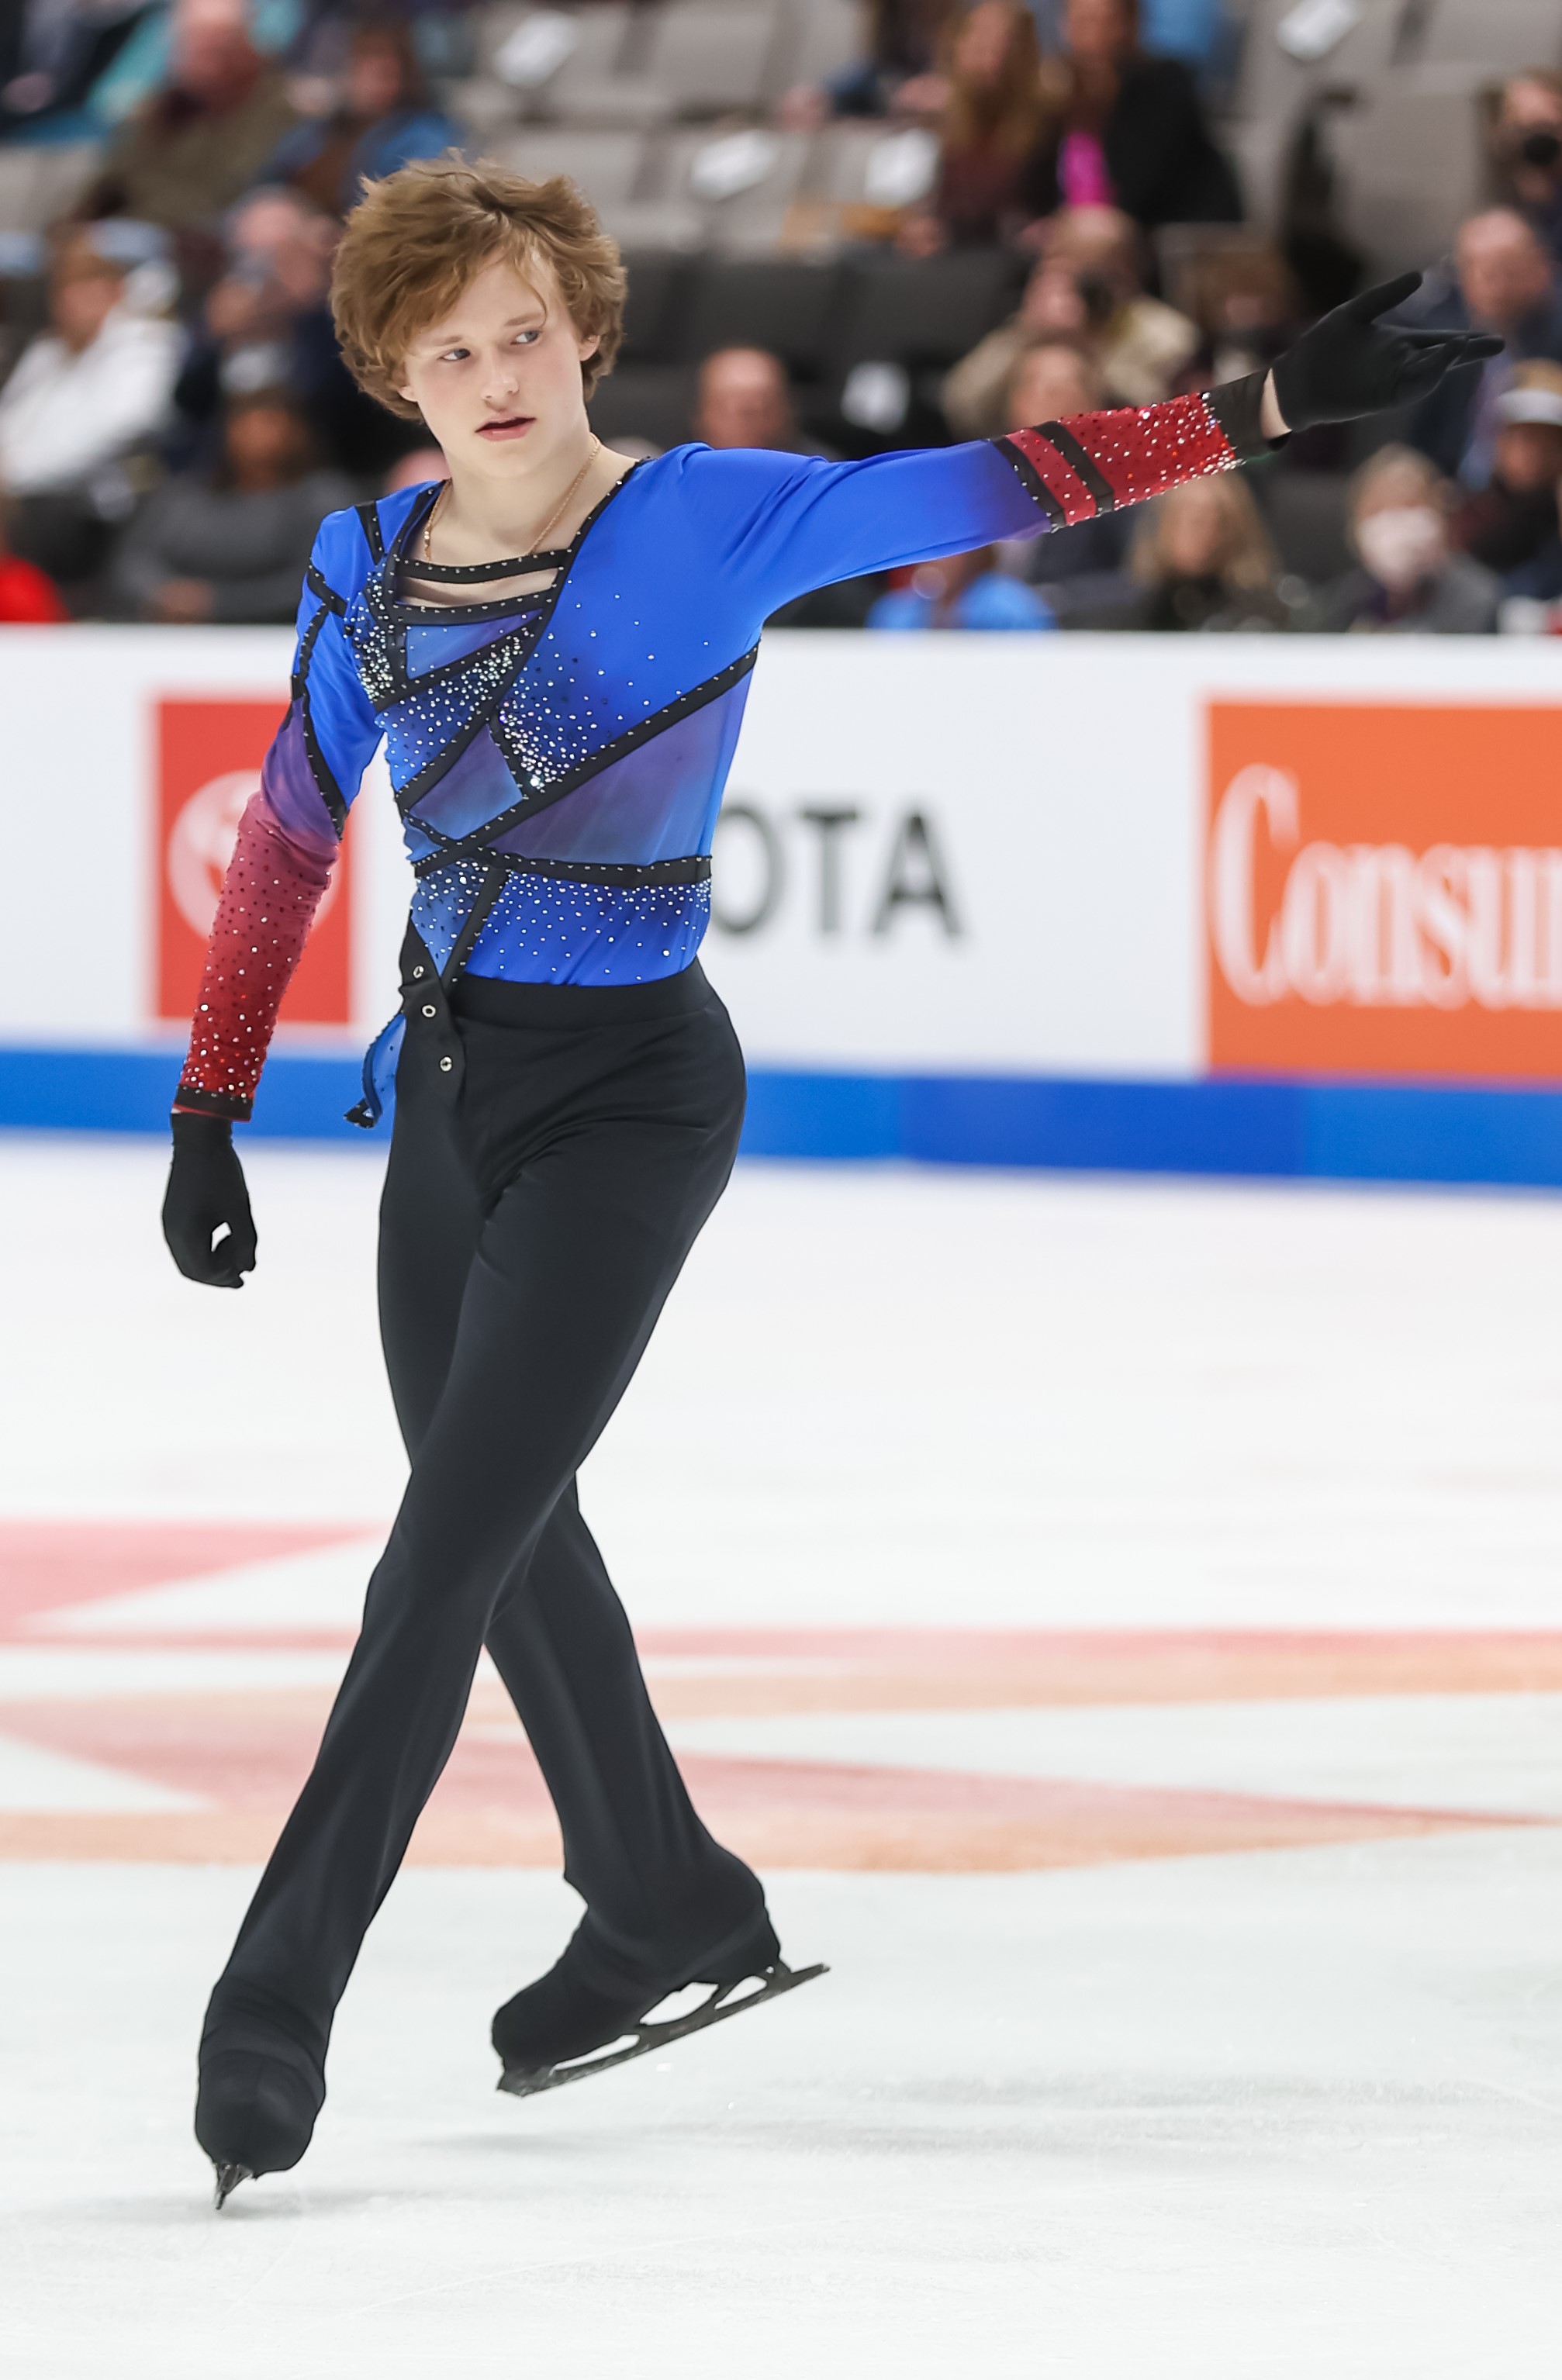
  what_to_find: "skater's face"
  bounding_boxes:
[396,256,598,482]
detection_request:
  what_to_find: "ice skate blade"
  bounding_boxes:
[497,1959,829,2099]
[212,2161,252,2211]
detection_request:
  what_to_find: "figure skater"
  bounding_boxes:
[160,157,1496,2206]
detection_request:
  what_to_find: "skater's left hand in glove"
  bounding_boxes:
[162,1112,257,1289]
[1258,271,1503,440]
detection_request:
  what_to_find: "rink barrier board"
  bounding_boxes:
[6,1047,1562,1189]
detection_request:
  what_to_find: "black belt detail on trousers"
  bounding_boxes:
[203,964,760,2067]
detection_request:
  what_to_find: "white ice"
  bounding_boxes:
[2,1138,1562,2375]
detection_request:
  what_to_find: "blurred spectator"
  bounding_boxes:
[1451,367,1562,577]
[992,336,1135,613]
[781,0,953,126]
[264,23,460,220]
[693,347,828,456]
[942,206,1197,434]
[0,226,180,589]
[1032,0,1240,232]
[868,546,1056,628]
[1182,244,1301,389]
[113,391,351,622]
[1408,212,1562,485]
[898,2,1052,254]
[382,445,447,496]
[0,1,147,139]
[82,0,296,237]
[1313,447,1499,635]
[0,499,67,621]
[1499,473,1562,607]
[1126,475,1290,630]
[1491,71,1562,264]
[175,185,415,481]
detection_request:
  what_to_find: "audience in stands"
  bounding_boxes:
[783,0,953,126]
[868,545,1056,630]
[1314,447,1499,636]
[81,0,295,240]
[943,206,1197,433]
[113,389,351,622]
[1032,0,1239,232]
[1409,212,1562,486]
[1126,475,1289,632]
[264,23,460,220]
[0,226,180,593]
[693,347,828,458]
[1451,368,1562,579]
[992,337,1134,617]
[174,185,416,480]
[0,0,147,140]
[1491,71,1562,266]
[1180,243,1301,391]
[0,499,67,620]
[899,2,1052,254]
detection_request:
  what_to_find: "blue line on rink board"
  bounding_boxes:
[5,1046,1562,1189]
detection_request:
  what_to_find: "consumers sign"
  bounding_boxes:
[1208,702,1562,1080]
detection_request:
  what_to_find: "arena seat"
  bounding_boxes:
[1419,0,1562,74]
[481,126,651,209]
[587,359,698,447]
[640,3,786,121]
[644,127,812,252]
[675,257,844,372]
[828,250,1021,374]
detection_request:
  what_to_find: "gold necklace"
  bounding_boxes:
[422,436,601,568]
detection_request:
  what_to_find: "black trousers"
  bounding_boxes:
[205,962,762,2071]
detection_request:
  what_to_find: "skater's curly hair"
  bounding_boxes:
[331,155,626,418]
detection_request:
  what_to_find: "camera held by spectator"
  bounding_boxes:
[942,204,1198,435]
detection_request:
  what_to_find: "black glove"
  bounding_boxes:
[1270,271,1504,435]
[162,1111,257,1289]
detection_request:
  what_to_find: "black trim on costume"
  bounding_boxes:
[355,500,385,562]
[440,862,508,989]
[1035,420,1118,513]
[1204,373,1273,462]
[290,604,350,838]
[175,1082,253,1123]
[480,646,759,839]
[402,543,571,585]
[415,848,713,889]
[990,438,1066,528]
[305,564,346,616]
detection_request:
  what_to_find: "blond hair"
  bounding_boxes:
[1132,470,1278,592]
[330,155,626,419]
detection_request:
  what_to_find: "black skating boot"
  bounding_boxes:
[492,1904,827,2098]
[195,2027,325,2209]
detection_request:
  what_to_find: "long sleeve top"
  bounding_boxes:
[0,305,181,497]
[175,375,1271,1127]
[114,467,357,624]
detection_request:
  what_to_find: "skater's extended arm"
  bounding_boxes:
[676,274,1500,618]
[163,512,382,1287]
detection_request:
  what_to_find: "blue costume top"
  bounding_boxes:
[176,378,1268,1124]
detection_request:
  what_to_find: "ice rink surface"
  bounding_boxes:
[2,1136,1561,2375]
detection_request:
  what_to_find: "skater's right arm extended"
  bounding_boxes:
[162,510,382,1288]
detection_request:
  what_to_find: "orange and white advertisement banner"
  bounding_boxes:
[2,627,1561,1083]
[1207,702,1562,1082]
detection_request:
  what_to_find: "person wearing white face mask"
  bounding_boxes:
[1315,445,1500,634]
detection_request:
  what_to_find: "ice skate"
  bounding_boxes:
[493,1908,828,2098]
[195,2043,324,2207]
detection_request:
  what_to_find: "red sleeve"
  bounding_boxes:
[173,789,336,1124]
[994,373,1272,530]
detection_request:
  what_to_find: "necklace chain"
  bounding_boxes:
[421,437,601,570]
